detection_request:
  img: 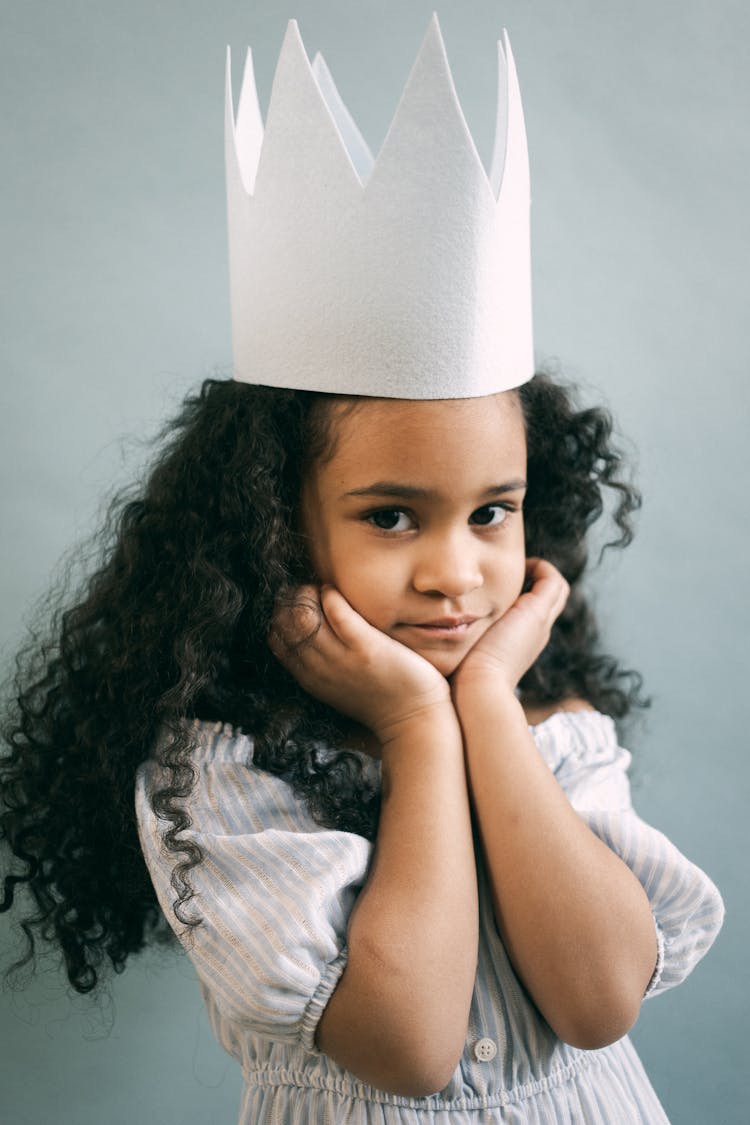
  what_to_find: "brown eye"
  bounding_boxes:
[470,504,510,527]
[366,509,414,532]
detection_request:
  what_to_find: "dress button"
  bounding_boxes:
[473,1037,497,1062]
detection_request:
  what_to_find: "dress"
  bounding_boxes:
[134,710,724,1124]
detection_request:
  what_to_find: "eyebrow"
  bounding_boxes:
[341,479,527,501]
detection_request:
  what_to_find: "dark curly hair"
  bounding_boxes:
[0,371,649,998]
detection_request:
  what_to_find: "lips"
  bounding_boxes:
[413,616,478,628]
[402,616,480,639]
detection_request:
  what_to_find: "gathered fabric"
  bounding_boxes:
[135,711,724,1123]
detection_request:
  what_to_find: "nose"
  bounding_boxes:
[411,527,484,599]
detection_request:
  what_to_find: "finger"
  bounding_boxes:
[319,585,373,648]
[524,556,558,581]
[546,573,569,615]
[523,558,559,598]
[549,580,570,624]
[521,559,569,624]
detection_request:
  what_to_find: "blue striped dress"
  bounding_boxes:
[134,710,724,1123]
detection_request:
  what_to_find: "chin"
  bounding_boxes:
[417,649,464,679]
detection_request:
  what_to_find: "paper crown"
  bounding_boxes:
[225,12,533,399]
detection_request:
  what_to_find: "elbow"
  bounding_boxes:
[413,1048,463,1097]
[371,1035,463,1098]
[313,1033,446,1098]
[327,1047,459,1099]
[365,1037,464,1098]
[387,1053,461,1098]
[383,1075,450,1099]
[548,990,642,1052]
[556,1018,636,1052]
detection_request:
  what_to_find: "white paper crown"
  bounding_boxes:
[225,12,533,399]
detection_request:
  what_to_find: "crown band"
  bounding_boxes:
[225,13,534,399]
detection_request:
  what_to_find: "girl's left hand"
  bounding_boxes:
[450,557,570,694]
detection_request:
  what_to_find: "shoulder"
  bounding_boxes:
[520,699,627,801]
[137,718,315,833]
[520,696,596,727]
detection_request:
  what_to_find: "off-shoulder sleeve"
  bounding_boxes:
[531,711,725,1000]
[134,724,374,1052]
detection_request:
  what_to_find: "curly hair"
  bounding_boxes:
[0,371,649,997]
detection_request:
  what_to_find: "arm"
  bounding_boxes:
[315,701,478,1096]
[452,682,657,1049]
[449,557,657,1049]
[270,586,478,1096]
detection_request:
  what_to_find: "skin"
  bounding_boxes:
[300,392,529,681]
[278,391,562,753]
[267,391,658,1087]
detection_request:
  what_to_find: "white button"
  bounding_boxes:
[473,1037,497,1062]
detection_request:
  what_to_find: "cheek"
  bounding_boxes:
[512,550,528,597]
[331,550,396,608]
[322,541,401,628]
[508,521,528,593]
[488,537,527,600]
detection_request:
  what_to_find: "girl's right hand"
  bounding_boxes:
[268,584,452,746]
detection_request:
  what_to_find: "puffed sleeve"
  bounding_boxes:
[531,710,725,1000]
[134,721,375,1052]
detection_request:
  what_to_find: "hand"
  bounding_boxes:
[450,558,570,694]
[268,584,452,745]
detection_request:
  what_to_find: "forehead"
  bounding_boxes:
[322,393,527,478]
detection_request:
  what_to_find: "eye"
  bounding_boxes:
[470,504,512,527]
[365,508,415,532]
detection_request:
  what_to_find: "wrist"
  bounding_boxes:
[375,696,458,751]
[450,673,522,720]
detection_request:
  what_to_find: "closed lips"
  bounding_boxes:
[415,618,477,627]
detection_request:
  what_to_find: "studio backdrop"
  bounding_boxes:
[1,2,747,1123]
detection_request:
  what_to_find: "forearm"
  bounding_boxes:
[317,702,478,1093]
[455,685,657,1049]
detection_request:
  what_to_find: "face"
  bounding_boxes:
[299,393,528,679]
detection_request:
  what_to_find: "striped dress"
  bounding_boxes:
[134,710,724,1124]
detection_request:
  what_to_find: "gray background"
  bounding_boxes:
[1,1,747,1122]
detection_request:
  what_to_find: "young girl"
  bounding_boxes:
[0,16,724,1125]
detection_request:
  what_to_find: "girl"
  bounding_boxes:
[0,15,724,1124]
[0,373,724,1122]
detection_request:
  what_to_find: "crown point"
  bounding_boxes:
[278,16,312,75]
[252,18,361,201]
[225,42,264,196]
[226,22,534,397]
[238,45,256,103]
[311,49,375,183]
[424,10,447,50]
[282,18,304,52]
[501,28,514,63]
[225,46,232,104]
[369,5,491,208]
